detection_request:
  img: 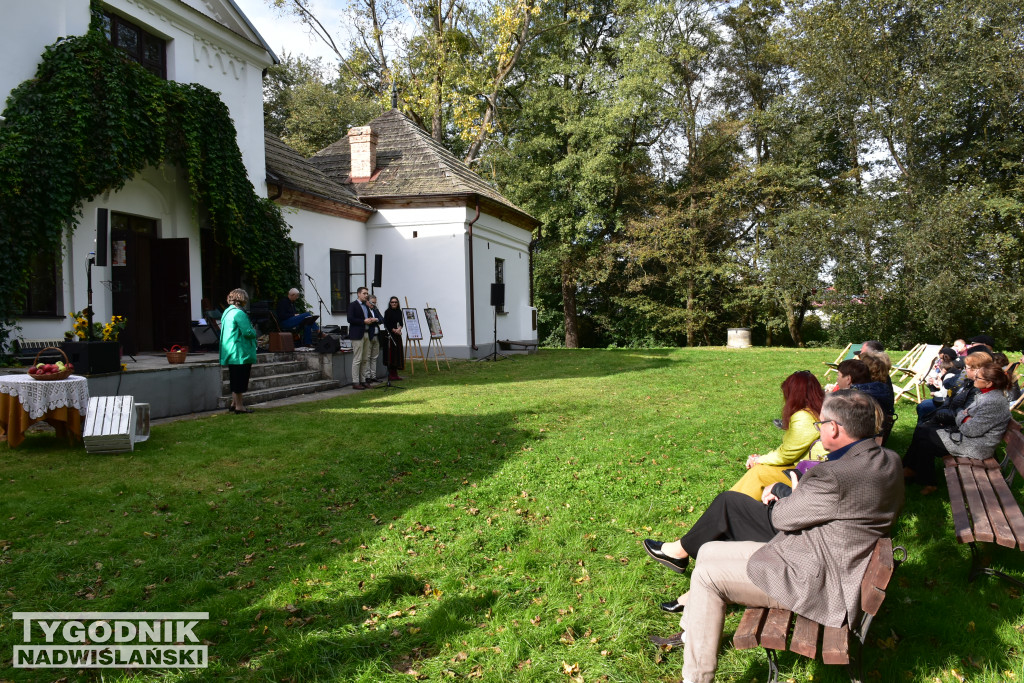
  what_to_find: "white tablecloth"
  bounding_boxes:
[0,374,90,420]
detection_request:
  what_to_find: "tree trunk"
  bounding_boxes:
[783,294,805,347]
[562,264,580,348]
[686,276,695,347]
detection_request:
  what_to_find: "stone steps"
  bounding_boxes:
[218,352,341,408]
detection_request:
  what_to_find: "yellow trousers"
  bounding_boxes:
[730,464,792,500]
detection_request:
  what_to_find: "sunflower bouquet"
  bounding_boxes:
[68,311,126,342]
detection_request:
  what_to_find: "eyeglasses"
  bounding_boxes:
[813,419,842,432]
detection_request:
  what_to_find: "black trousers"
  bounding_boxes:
[902,422,950,486]
[679,491,777,559]
[228,363,252,394]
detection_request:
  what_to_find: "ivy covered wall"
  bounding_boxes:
[0,4,297,354]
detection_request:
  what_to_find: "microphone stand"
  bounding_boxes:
[305,273,326,339]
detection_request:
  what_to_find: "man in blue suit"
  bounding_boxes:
[346,287,376,389]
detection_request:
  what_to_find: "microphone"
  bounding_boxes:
[305,273,313,283]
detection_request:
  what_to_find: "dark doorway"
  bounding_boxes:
[110,213,191,353]
[153,238,192,349]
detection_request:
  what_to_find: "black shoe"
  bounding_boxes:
[660,600,685,614]
[648,631,685,647]
[772,418,784,430]
[643,539,690,573]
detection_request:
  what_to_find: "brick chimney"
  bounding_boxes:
[348,126,377,182]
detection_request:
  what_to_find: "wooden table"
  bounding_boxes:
[0,374,89,448]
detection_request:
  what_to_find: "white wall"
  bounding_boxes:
[471,216,536,345]
[281,206,367,330]
[366,205,471,349]
[364,204,536,356]
[0,2,90,104]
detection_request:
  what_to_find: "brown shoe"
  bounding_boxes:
[352,383,366,390]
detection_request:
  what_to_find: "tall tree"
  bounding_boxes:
[268,0,541,164]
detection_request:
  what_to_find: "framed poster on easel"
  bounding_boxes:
[403,303,427,373]
[423,305,450,370]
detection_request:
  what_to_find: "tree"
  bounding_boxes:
[264,54,380,155]
[268,0,542,164]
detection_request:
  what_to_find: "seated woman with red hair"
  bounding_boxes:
[730,370,826,499]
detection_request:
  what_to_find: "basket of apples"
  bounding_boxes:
[27,347,74,381]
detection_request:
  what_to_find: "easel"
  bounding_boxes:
[424,302,451,371]
[404,297,428,374]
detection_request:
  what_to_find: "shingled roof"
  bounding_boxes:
[264,133,375,215]
[310,109,536,227]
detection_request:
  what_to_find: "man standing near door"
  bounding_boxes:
[346,287,376,390]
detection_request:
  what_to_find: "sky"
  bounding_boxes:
[231,0,345,64]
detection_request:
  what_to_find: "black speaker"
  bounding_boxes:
[96,208,108,267]
[316,335,341,354]
[490,283,505,308]
[372,254,383,288]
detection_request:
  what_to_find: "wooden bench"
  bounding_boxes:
[943,419,1024,586]
[497,339,538,352]
[732,537,906,683]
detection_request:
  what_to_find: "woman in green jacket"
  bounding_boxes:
[219,288,258,414]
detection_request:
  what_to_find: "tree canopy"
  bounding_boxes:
[267,0,1024,349]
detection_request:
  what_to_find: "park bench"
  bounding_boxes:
[497,339,538,353]
[732,536,906,683]
[942,419,1024,587]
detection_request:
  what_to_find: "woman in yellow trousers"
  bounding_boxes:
[731,370,826,499]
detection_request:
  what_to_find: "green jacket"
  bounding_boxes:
[758,409,821,466]
[219,305,257,365]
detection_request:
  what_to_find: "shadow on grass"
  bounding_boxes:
[0,405,533,681]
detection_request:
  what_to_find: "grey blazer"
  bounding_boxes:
[746,439,904,628]
[938,389,1011,460]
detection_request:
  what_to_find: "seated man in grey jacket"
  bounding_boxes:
[665,390,904,683]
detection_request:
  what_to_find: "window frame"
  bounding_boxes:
[101,10,167,79]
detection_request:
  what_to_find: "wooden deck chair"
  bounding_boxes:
[889,344,925,377]
[892,344,943,404]
[822,343,861,379]
[1011,392,1024,418]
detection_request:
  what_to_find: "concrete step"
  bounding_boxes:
[221,369,327,394]
[221,360,309,380]
[218,379,341,408]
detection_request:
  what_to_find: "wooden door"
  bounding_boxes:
[152,238,191,350]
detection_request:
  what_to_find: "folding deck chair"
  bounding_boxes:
[892,344,943,404]
[889,344,925,378]
[822,343,861,380]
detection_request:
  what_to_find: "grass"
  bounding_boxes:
[1,347,1024,682]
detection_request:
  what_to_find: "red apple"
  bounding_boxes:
[28,367,37,375]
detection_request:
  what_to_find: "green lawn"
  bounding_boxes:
[2,348,1023,682]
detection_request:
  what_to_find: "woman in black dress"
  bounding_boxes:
[383,296,405,380]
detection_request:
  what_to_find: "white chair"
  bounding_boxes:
[83,396,151,453]
[892,344,943,404]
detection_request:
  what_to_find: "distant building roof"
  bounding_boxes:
[264,133,375,218]
[311,109,537,228]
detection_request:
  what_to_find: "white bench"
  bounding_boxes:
[83,396,151,453]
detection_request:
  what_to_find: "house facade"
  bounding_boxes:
[3,0,537,360]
